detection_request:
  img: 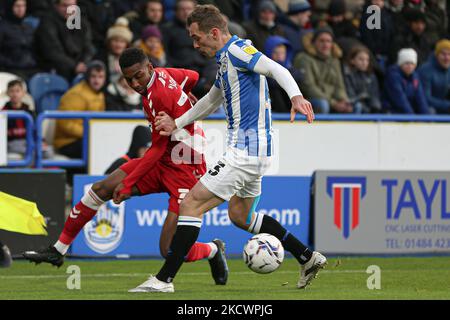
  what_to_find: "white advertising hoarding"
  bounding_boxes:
[88,120,450,176]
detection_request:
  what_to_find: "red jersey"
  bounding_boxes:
[120,68,205,195]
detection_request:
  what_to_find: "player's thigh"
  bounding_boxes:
[159,211,178,258]
[180,181,224,217]
[161,163,224,217]
[228,195,260,229]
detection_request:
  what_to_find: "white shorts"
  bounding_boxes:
[200,147,272,201]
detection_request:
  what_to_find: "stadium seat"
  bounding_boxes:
[28,73,69,114]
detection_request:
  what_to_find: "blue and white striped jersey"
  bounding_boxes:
[214,35,273,157]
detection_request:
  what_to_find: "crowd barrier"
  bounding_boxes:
[4,110,450,169]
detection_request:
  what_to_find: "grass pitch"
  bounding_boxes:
[1,257,449,300]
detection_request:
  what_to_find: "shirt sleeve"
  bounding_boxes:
[227,41,263,71]
[253,54,303,99]
[120,130,168,194]
[175,85,224,129]
[164,68,199,93]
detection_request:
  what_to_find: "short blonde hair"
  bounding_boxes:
[187,4,228,33]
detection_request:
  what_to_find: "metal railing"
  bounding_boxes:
[3,111,35,167]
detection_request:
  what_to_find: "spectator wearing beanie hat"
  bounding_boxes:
[418,39,450,114]
[95,17,133,85]
[280,0,313,56]
[383,48,430,114]
[242,0,286,51]
[137,25,167,67]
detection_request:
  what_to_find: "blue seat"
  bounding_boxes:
[28,73,69,114]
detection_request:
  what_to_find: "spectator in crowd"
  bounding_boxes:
[34,0,95,81]
[264,35,303,113]
[390,9,432,66]
[104,125,151,174]
[418,39,450,114]
[242,0,286,51]
[78,0,122,50]
[280,0,313,56]
[96,17,133,84]
[0,0,39,80]
[383,48,430,114]
[222,13,247,38]
[343,45,382,113]
[137,25,167,67]
[385,0,407,34]
[423,0,447,46]
[326,0,359,41]
[105,74,142,111]
[127,0,164,42]
[360,0,395,72]
[53,61,106,159]
[2,79,35,157]
[294,27,352,113]
[203,0,245,24]
[161,0,208,73]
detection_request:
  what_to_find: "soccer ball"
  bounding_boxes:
[243,233,284,274]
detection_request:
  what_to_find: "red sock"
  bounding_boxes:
[185,242,212,262]
[58,188,104,245]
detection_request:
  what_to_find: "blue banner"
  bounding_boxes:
[71,175,311,256]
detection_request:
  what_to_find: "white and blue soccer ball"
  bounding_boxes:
[243,233,284,274]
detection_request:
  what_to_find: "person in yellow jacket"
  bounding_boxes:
[54,61,106,159]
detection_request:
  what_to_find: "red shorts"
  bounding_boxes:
[120,159,205,214]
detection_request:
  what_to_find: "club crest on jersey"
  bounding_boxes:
[220,56,228,74]
[83,184,125,254]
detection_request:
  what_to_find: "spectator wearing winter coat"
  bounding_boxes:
[383,48,430,114]
[0,0,39,80]
[34,0,95,81]
[127,0,164,42]
[294,27,352,113]
[343,45,381,113]
[54,61,106,158]
[390,9,432,66]
[95,17,133,85]
[264,36,303,113]
[360,0,395,71]
[418,39,450,114]
[137,25,167,67]
[161,0,207,73]
[242,0,286,51]
[280,0,313,56]
[105,75,142,112]
[423,0,447,47]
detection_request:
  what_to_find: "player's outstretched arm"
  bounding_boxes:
[253,55,314,123]
[155,85,223,136]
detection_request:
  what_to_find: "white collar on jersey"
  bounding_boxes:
[147,71,156,89]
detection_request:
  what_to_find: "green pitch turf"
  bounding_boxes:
[1,257,449,300]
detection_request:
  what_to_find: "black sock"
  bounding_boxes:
[156,220,201,283]
[259,215,312,264]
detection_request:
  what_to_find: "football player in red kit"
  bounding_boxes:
[23,48,228,289]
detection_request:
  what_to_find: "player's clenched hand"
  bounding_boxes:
[113,182,130,204]
[155,111,177,136]
[290,95,314,124]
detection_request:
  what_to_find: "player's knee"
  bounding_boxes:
[160,245,169,258]
[92,180,111,200]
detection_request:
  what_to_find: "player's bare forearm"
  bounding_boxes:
[290,95,315,123]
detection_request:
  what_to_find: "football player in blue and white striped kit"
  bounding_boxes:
[128,4,326,293]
